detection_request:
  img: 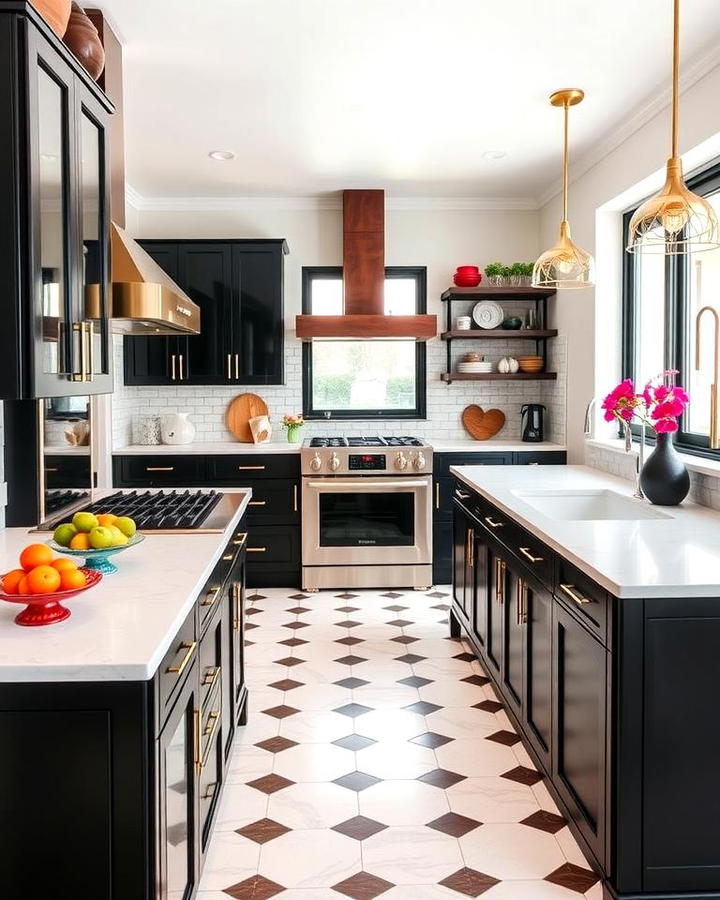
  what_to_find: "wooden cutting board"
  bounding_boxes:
[226,393,269,442]
[462,405,506,441]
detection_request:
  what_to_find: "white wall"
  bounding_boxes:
[539,62,720,462]
[112,203,568,446]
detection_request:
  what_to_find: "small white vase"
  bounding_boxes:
[161,412,196,445]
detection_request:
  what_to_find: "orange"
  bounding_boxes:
[69,533,91,551]
[51,558,78,573]
[59,568,87,591]
[2,569,27,594]
[96,513,118,528]
[17,575,31,595]
[26,565,62,595]
[19,543,54,572]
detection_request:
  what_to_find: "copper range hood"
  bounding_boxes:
[296,190,436,340]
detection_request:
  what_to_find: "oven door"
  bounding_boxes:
[302,476,432,567]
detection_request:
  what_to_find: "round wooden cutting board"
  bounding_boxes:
[226,393,269,442]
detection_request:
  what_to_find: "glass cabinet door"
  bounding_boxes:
[36,64,71,380]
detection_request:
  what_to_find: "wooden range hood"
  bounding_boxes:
[296,190,436,340]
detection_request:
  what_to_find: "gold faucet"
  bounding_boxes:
[695,306,720,448]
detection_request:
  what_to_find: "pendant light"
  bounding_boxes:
[626,0,719,254]
[532,89,595,290]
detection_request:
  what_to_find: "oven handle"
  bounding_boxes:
[305,480,430,490]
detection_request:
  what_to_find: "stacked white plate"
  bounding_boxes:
[457,361,493,374]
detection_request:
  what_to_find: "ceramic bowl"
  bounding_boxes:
[46,532,145,575]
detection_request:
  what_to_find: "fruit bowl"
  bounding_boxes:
[46,533,145,575]
[0,568,102,626]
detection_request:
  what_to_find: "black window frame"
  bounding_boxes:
[301,265,427,421]
[622,159,720,459]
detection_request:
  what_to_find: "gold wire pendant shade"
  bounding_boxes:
[626,0,720,254]
[532,89,595,290]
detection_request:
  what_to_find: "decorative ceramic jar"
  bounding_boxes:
[32,0,71,37]
[63,3,105,80]
[160,413,196,446]
[639,433,690,505]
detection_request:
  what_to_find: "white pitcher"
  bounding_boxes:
[160,412,196,445]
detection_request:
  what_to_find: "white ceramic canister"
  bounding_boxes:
[160,412,196,445]
[456,316,472,330]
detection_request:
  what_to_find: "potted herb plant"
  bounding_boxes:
[520,262,534,286]
[510,262,524,286]
[500,265,513,286]
[484,262,503,287]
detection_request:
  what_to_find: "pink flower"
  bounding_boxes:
[654,417,679,433]
[601,379,640,423]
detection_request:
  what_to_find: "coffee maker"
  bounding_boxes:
[521,404,545,443]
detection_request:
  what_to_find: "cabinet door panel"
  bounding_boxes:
[485,548,505,676]
[523,575,552,768]
[452,511,472,621]
[553,602,607,867]
[180,244,232,383]
[232,246,283,383]
[472,535,488,650]
[502,567,524,716]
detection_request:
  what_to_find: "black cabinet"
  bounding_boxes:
[124,240,288,386]
[0,6,113,398]
[452,507,474,622]
[522,573,553,769]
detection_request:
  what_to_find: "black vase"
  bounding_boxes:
[639,432,690,505]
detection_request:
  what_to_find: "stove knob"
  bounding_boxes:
[310,452,322,471]
[395,451,408,471]
[329,452,341,472]
[414,452,426,471]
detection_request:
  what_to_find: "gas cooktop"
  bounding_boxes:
[308,436,426,448]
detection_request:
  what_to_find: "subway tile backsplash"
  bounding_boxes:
[111,334,567,448]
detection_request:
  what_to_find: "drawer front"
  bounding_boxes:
[555,557,609,645]
[513,451,567,466]
[157,606,197,722]
[207,454,300,481]
[511,527,554,590]
[243,478,299,524]
[245,525,300,566]
[199,685,223,853]
[437,452,512,478]
[197,542,239,633]
[116,455,205,487]
[198,604,223,710]
[200,680,222,763]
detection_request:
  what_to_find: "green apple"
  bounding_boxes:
[53,522,77,547]
[108,525,129,547]
[89,526,114,549]
[72,511,99,533]
[115,516,137,539]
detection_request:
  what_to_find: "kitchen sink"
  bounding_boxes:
[512,489,672,521]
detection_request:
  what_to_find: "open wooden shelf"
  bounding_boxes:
[441,329,558,340]
[441,286,556,301]
[441,372,557,383]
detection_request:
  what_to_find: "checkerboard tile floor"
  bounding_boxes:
[199,588,602,900]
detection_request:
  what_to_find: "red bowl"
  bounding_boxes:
[0,567,102,626]
[456,266,480,274]
[454,275,482,287]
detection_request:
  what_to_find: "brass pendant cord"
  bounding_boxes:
[671,0,679,159]
[562,101,569,223]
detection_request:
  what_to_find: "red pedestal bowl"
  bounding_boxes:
[0,568,102,626]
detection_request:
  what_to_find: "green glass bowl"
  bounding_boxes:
[45,532,145,575]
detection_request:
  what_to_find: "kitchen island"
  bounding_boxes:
[450,464,720,900]
[0,490,251,900]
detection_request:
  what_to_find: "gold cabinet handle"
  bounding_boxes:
[238,465,266,471]
[222,553,234,561]
[171,353,176,380]
[202,665,221,690]
[516,577,528,625]
[201,586,221,608]
[247,547,267,553]
[468,528,474,567]
[293,484,298,513]
[227,353,232,379]
[519,546,544,564]
[233,532,248,547]
[146,466,175,472]
[179,354,185,380]
[88,320,95,380]
[436,482,440,509]
[248,500,267,506]
[485,516,504,529]
[455,488,471,500]
[235,352,239,379]
[232,582,241,631]
[193,707,202,775]
[44,467,59,473]
[201,711,221,767]
[167,640,196,675]
[495,558,506,604]
[559,583,591,605]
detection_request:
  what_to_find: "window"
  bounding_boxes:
[301,266,427,420]
[623,161,720,457]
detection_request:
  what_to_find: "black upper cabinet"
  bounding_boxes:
[124,240,288,386]
[0,7,113,398]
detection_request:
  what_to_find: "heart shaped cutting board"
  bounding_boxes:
[462,405,506,441]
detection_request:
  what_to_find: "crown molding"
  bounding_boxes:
[536,43,720,209]
[123,186,539,213]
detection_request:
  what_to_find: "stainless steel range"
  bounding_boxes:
[301,436,433,591]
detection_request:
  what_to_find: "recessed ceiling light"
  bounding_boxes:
[208,150,235,161]
[482,150,507,161]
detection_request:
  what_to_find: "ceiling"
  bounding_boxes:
[100,0,720,202]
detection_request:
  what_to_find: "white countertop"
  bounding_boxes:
[114,439,565,455]
[450,464,720,599]
[0,491,251,683]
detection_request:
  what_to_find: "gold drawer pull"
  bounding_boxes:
[166,640,196,675]
[436,482,440,509]
[560,583,591,605]
[249,500,267,506]
[233,532,248,547]
[201,711,221,767]
[485,516,504,529]
[146,466,175,472]
[201,586,221,608]
[247,546,267,553]
[455,488,471,500]
[202,665,221,689]
[44,467,59,473]
[293,484,298,513]
[193,707,201,774]
[232,582,241,631]
[238,465,265,471]
[519,547,544,564]
[222,553,234,561]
